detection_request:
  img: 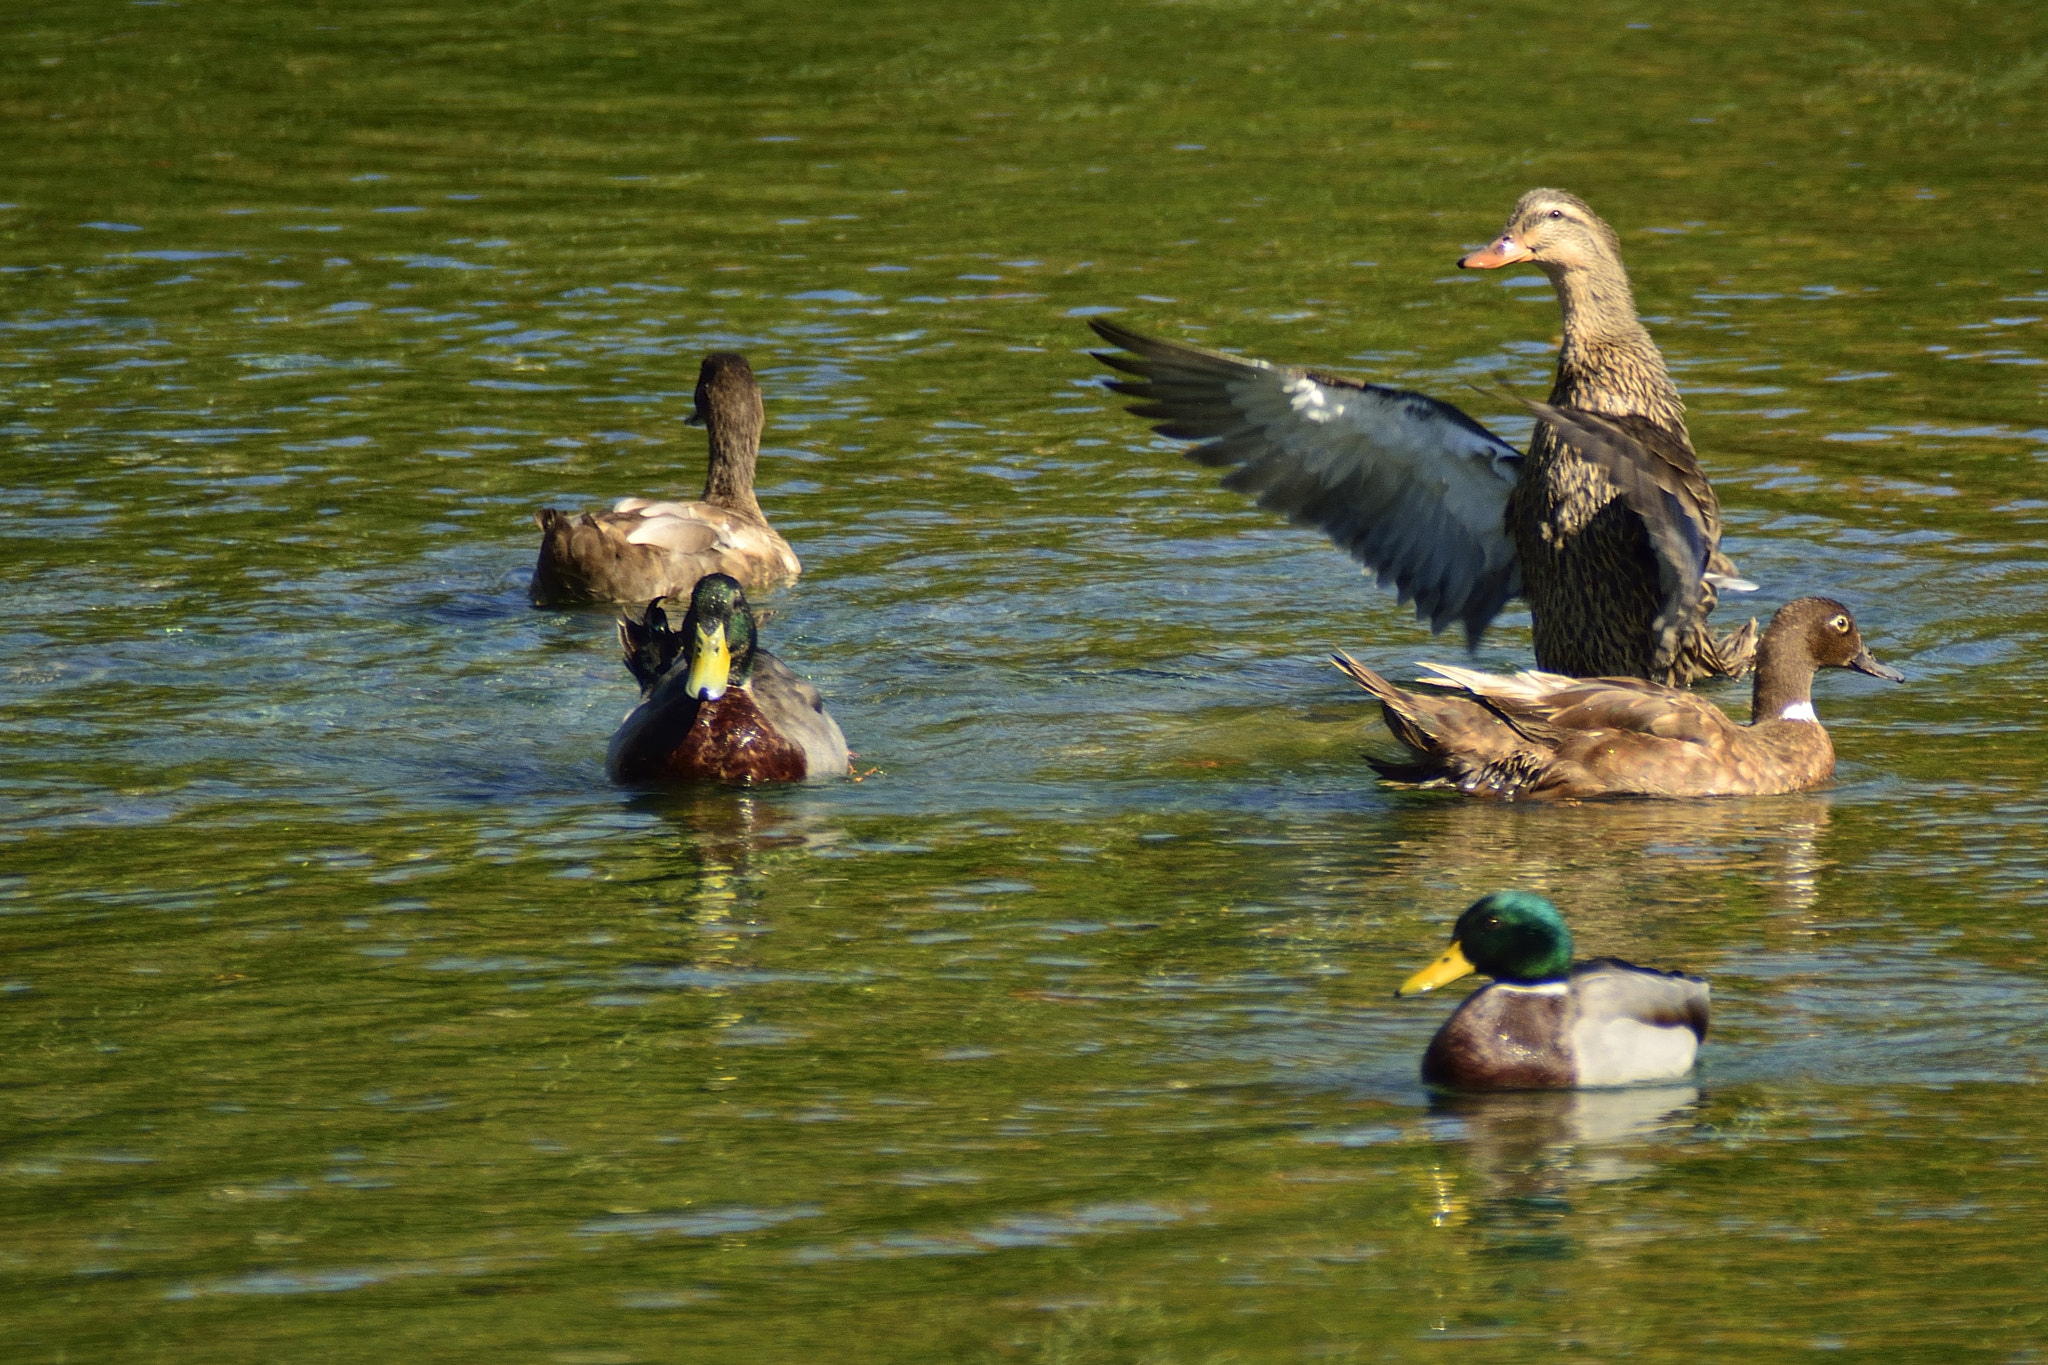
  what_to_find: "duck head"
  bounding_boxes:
[685,352,763,432]
[1458,188,1622,280]
[1397,891,1573,996]
[679,573,760,702]
[1752,597,1904,721]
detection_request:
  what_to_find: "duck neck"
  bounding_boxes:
[1548,260,1686,430]
[701,418,764,520]
[1750,634,1820,724]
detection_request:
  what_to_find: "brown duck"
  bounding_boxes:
[1334,597,1903,800]
[531,353,801,607]
[606,574,848,785]
[1090,188,1756,684]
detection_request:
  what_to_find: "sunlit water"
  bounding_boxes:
[7,1,2048,1360]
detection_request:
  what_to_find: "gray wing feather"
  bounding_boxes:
[1092,319,1523,644]
[1571,959,1711,1040]
[751,651,850,779]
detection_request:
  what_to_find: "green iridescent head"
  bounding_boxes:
[678,573,758,700]
[1397,891,1574,996]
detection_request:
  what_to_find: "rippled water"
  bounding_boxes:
[7,1,2048,1360]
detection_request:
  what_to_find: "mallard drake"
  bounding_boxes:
[1334,596,1903,801]
[531,353,801,607]
[1089,188,1757,685]
[1398,891,1710,1089]
[606,574,848,785]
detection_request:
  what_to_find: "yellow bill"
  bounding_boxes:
[685,621,732,701]
[1397,940,1477,997]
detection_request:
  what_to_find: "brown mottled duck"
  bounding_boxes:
[531,353,800,607]
[1090,188,1758,685]
[606,574,848,785]
[1333,597,1903,801]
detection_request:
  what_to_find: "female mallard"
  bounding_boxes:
[531,353,801,607]
[1334,596,1903,800]
[1090,189,1756,685]
[606,574,848,785]
[1399,891,1709,1090]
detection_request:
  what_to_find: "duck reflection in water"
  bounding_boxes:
[1357,795,1834,921]
[1418,1086,1704,1256]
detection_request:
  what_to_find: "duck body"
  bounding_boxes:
[532,499,798,608]
[532,353,801,607]
[1336,596,1902,801]
[1401,892,1710,1091]
[1091,189,1755,685]
[604,575,848,786]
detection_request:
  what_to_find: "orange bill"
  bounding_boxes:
[1459,235,1534,269]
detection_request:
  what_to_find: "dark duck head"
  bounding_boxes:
[617,573,760,700]
[1750,596,1903,724]
[1397,890,1574,996]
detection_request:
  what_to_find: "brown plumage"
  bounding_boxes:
[1335,597,1903,800]
[1089,188,1756,686]
[1468,190,1753,682]
[530,353,801,607]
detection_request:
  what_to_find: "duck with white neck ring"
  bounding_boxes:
[605,574,848,786]
[1333,596,1903,800]
[1397,891,1710,1090]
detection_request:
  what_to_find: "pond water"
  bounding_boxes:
[6,1,2048,1360]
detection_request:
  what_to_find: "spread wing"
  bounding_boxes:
[1090,318,1524,644]
[1513,399,1736,676]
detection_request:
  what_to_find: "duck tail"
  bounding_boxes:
[619,598,681,692]
[1331,652,1444,756]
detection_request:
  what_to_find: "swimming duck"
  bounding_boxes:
[1399,891,1709,1089]
[1090,188,1756,685]
[606,574,848,785]
[531,353,801,607]
[1334,596,1902,801]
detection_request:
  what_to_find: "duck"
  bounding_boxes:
[531,352,801,607]
[1090,188,1757,686]
[1333,596,1903,801]
[606,573,848,785]
[1398,890,1710,1089]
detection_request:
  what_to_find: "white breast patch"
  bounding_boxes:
[1778,701,1818,722]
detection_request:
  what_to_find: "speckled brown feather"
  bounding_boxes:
[1491,191,1753,684]
[1333,597,1900,800]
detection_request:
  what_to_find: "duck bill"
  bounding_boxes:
[1849,649,1905,683]
[1459,234,1534,270]
[685,622,732,700]
[1397,941,1478,997]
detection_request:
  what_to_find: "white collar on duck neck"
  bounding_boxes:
[1778,701,1818,722]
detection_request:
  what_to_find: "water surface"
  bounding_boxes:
[7,1,2048,1360]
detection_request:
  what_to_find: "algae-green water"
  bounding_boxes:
[6,1,2048,1360]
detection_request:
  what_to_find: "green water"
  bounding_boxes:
[7,1,2048,1360]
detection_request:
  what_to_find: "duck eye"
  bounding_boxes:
[1548,209,1563,220]
[1830,615,1849,632]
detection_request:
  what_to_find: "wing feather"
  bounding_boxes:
[1091,319,1523,643]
